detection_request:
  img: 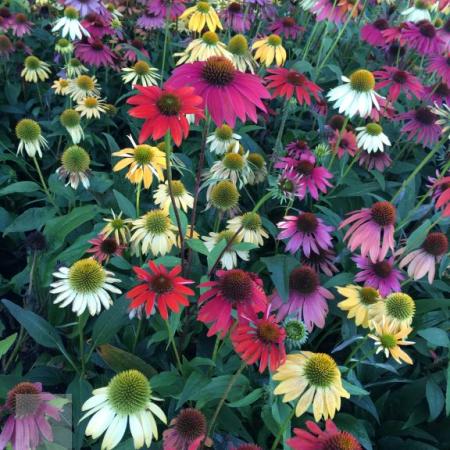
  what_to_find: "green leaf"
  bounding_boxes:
[403,220,431,254]
[228,388,264,407]
[0,333,17,358]
[0,181,40,197]
[343,379,369,396]
[113,189,136,219]
[185,239,209,255]
[261,255,298,301]
[91,297,128,347]
[418,328,450,347]
[4,207,55,234]
[426,378,444,421]
[207,238,227,271]
[67,376,92,450]
[176,371,209,409]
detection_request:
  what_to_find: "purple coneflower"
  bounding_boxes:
[122,38,150,63]
[329,128,358,159]
[64,0,103,17]
[136,11,165,30]
[427,53,450,86]
[302,248,338,277]
[358,150,392,172]
[401,20,445,56]
[374,66,424,102]
[147,0,187,20]
[360,19,389,47]
[285,140,312,159]
[425,82,450,106]
[311,0,346,24]
[220,2,251,33]
[270,17,303,39]
[75,38,115,67]
[9,13,32,37]
[81,12,114,39]
[163,408,207,450]
[353,255,404,297]
[340,201,396,263]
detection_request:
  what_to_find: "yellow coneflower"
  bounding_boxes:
[227,212,269,246]
[179,1,223,32]
[153,180,194,212]
[21,55,51,82]
[121,60,160,87]
[52,78,70,95]
[102,210,132,244]
[252,34,286,67]
[370,292,416,331]
[67,74,100,101]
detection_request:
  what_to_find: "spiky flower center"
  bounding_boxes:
[202,56,235,86]
[267,34,282,47]
[219,269,253,304]
[60,109,81,128]
[57,38,70,49]
[385,293,415,321]
[303,353,337,388]
[373,18,389,30]
[144,210,170,234]
[69,258,105,293]
[296,212,318,233]
[323,432,361,450]
[228,34,248,55]
[202,30,219,45]
[217,229,239,245]
[286,70,306,86]
[241,212,262,231]
[6,382,41,416]
[156,92,181,116]
[359,286,380,305]
[215,124,233,140]
[108,370,151,415]
[415,0,428,8]
[133,144,155,165]
[418,20,436,38]
[170,180,186,197]
[100,237,119,255]
[25,55,41,70]
[422,232,448,256]
[349,69,375,92]
[379,333,397,350]
[16,119,41,141]
[228,2,241,13]
[435,82,449,97]
[84,97,99,108]
[150,274,174,294]
[69,57,82,68]
[370,201,396,227]
[90,39,104,51]
[282,17,296,27]
[64,6,79,18]
[210,180,240,210]
[133,60,150,75]
[174,408,207,441]
[415,106,437,125]
[15,13,27,24]
[197,1,210,12]
[372,261,392,278]
[76,75,95,91]
[328,114,346,131]
[110,217,125,230]
[392,70,408,84]
[62,145,90,172]
[365,123,382,136]
[285,320,307,342]
[257,320,281,343]
[248,153,264,169]
[289,266,319,295]
[296,160,314,176]
[223,152,245,170]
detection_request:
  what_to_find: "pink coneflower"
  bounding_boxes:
[401,20,445,56]
[271,266,333,330]
[302,248,338,277]
[265,68,322,105]
[0,34,13,58]
[329,128,358,159]
[397,106,442,148]
[353,255,404,297]
[9,13,32,37]
[220,2,251,33]
[374,66,424,102]
[427,169,450,203]
[147,0,187,20]
[312,97,328,116]
[359,150,392,171]
[198,269,267,338]
[82,12,113,39]
[285,140,312,159]
[86,233,126,262]
[311,0,346,24]
[270,17,303,39]
[277,212,333,257]
[0,7,12,29]
[167,56,271,127]
[398,232,448,283]
[340,201,396,263]
[287,420,362,450]
[427,54,450,86]
[360,19,389,47]
[369,96,395,122]
[122,38,150,63]
[163,408,207,450]
[136,11,165,30]
[232,304,286,373]
[425,82,450,106]
[64,0,103,16]
[75,38,115,67]
[0,382,61,450]
[438,18,450,51]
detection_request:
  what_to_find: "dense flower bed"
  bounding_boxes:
[0,0,449,449]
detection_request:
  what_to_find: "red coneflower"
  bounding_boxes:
[434,176,450,217]
[198,269,267,338]
[127,85,204,146]
[374,66,424,102]
[163,408,207,450]
[127,261,195,319]
[87,233,126,263]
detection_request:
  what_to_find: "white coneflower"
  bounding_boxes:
[247,152,268,184]
[131,209,178,256]
[207,180,240,213]
[81,370,166,450]
[60,108,84,144]
[76,96,107,119]
[15,119,48,158]
[431,103,450,138]
[227,34,258,73]
[21,55,51,83]
[55,38,74,55]
[202,229,249,269]
[56,145,91,189]
[67,74,100,101]
[227,211,269,246]
[50,258,121,316]
[400,1,431,22]
[66,57,88,77]
[102,211,132,244]
[356,123,391,153]
[121,60,160,87]
[206,151,252,189]
[52,78,70,95]
[206,124,241,155]
[52,6,90,40]
[153,180,194,213]
[327,69,383,118]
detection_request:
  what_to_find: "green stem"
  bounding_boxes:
[165,319,183,374]
[302,20,320,61]
[273,99,290,154]
[270,406,296,450]
[136,179,142,217]
[253,191,273,214]
[133,318,143,353]
[79,317,85,377]
[160,7,172,84]
[32,156,60,213]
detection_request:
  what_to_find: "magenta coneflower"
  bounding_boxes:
[398,232,448,283]
[360,19,389,47]
[340,201,396,263]
[438,18,450,51]
[220,2,251,33]
[122,38,150,63]
[425,82,450,106]
[86,233,126,262]
[75,38,115,67]
[369,96,395,122]
[329,128,358,159]
[359,150,392,172]
[265,68,322,105]
[9,13,32,37]
[353,255,404,297]
[0,382,61,450]
[397,106,442,148]
[311,0,346,24]
[81,12,113,39]
[272,266,333,330]
[136,11,165,30]
[382,24,405,45]
[64,0,103,16]
[427,54,450,86]
[285,140,312,159]
[270,17,303,39]
[147,0,187,20]
[163,408,207,450]
[277,212,333,257]
[167,56,270,127]
[374,66,424,102]
[198,269,267,338]
[302,248,338,277]
[401,20,445,55]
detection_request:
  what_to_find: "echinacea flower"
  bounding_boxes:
[337,285,382,328]
[136,11,165,30]
[401,20,444,55]
[340,201,396,263]
[75,38,115,67]
[87,234,126,263]
[284,318,309,349]
[247,153,268,184]
[15,119,48,158]
[21,55,51,83]
[232,304,286,372]
[227,34,258,73]
[353,255,404,297]
[265,68,321,105]
[60,108,84,144]
[400,2,431,23]
[0,34,14,58]
[179,1,222,32]
[10,13,32,37]
[398,231,448,283]
[374,66,424,102]
[434,175,450,216]
[76,95,107,119]
[67,74,100,101]
[360,19,389,47]
[0,382,61,450]
[252,34,286,67]
[220,2,251,33]
[202,230,249,269]
[302,248,338,277]
[270,17,303,39]
[370,292,416,330]
[198,269,267,337]
[273,352,350,420]
[113,139,166,189]
[102,211,132,244]
[327,69,383,118]
[66,57,88,77]
[207,150,252,188]
[56,144,91,189]
[207,124,241,155]
[121,60,160,87]
[329,129,358,158]
[127,262,194,320]
[355,123,391,153]
[426,81,450,106]
[163,408,207,450]
[154,180,194,212]
[50,258,121,316]
[53,79,70,97]
[287,420,362,450]
[277,212,333,257]
[64,0,103,17]
[227,212,268,246]
[81,370,167,450]
[208,179,240,213]
[127,85,204,146]
[55,38,74,55]
[167,56,270,127]
[427,54,450,86]
[52,6,90,40]
[359,150,392,172]
[272,266,333,330]
[311,0,346,24]
[368,319,414,365]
